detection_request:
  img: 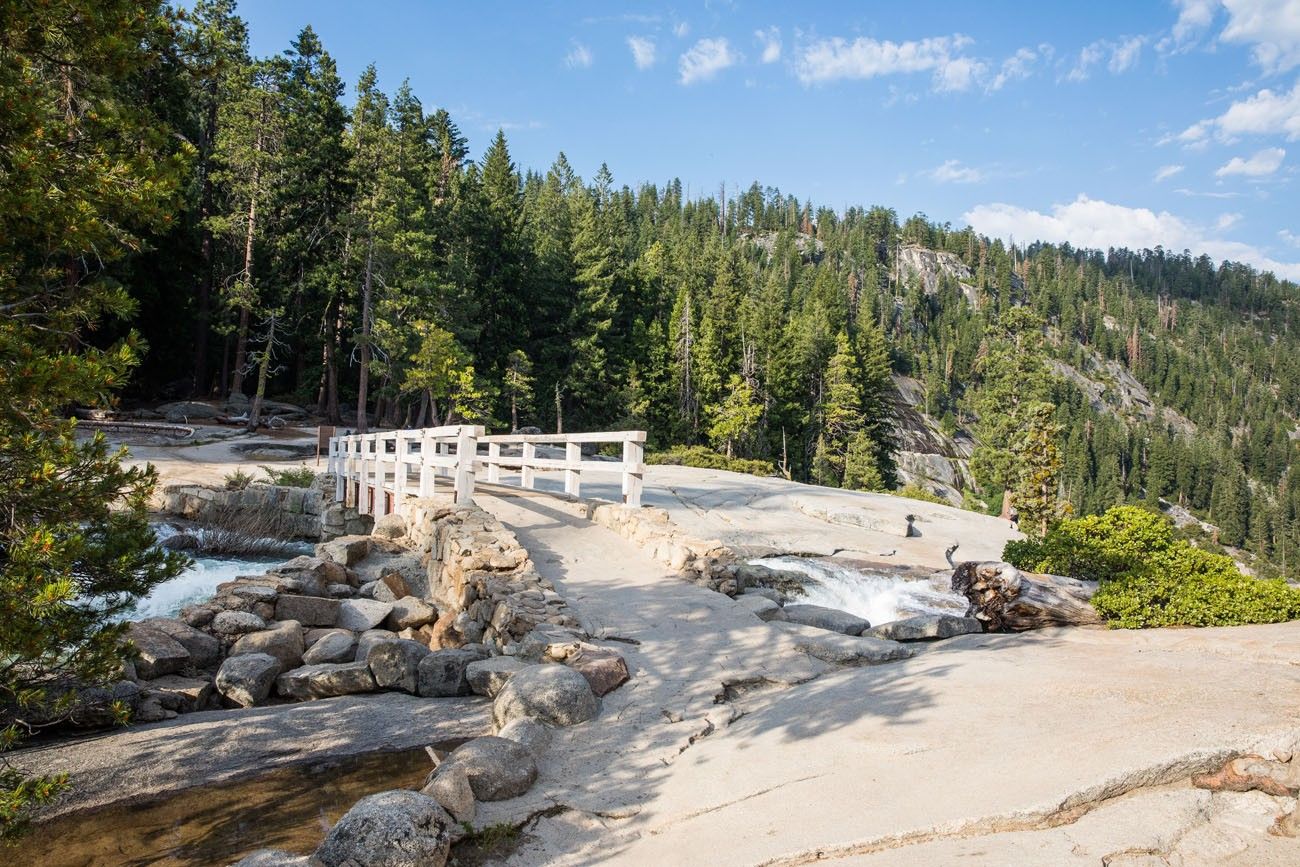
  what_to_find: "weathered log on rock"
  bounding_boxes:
[951,561,1101,632]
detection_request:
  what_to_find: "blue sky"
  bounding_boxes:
[236,1,1300,279]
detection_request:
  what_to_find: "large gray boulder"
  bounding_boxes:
[302,629,357,665]
[781,604,870,635]
[466,656,527,698]
[421,764,474,824]
[229,620,304,674]
[144,674,213,713]
[773,621,914,666]
[429,736,536,802]
[354,629,399,662]
[211,610,267,637]
[338,599,393,632]
[274,595,340,627]
[315,790,452,867]
[368,639,430,694]
[493,664,598,728]
[316,535,371,568]
[385,596,437,631]
[136,617,220,669]
[496,718,552,756]
[863,613,983,642]
[276,661,377,701]
[127,624,190,679]
[372,513,408,540]
[417,647,490,698]
[215,653,280,708]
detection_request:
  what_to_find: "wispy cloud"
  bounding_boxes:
[1216,145,1287,176]
[965,193,1300,279]
[988,45,1048,91]
[673,21,689,39]
[927,159,984,184]
[1067,36,1145,81]
[793,33,985,92]
[1159,0,1218,53]
[756,26,782,63]
[1174,187,1245,198]
[679,37,738,85]
[1280,228,1300,246]
[1154,164,1185,182]
[1216,212,1243,229]
[565,41,593,69]
[627,36,656,69]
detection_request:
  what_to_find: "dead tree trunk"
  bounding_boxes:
[951,561,1101,632]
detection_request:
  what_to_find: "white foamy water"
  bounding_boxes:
[120,525,307,621]
[750,556,967,626]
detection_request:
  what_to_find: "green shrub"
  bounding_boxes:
[892,484,949,506]
[646,445,775,477]
[223,469,254,490]
[1004,505,1300,628]
[260,465,316,488]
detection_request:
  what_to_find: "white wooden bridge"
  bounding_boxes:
[327,425,647,516]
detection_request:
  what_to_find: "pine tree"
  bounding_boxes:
[707,375,763,459]
[1,0,189,838]
[504,350,535,431]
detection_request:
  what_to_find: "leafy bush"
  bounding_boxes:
[646,445,775,477]
[223,469,254,491]
[260,465,316,488]
[1004,505,1300,628]
[892,484,949,506]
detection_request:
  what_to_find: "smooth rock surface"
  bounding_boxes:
[422,762,475,823]
[733,594,786,622]
[492,663,598,728]
[496,718,552,756]
[781,603,871,635]
[772,621,915,666]
[863,613,983,642]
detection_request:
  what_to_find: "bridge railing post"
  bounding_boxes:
[565,442,582,498]
[622,433,646,507]
[453,425,480,505]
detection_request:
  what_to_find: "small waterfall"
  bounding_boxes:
[750,556,967,626]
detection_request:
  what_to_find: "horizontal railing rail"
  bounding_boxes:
[327,425,646,516]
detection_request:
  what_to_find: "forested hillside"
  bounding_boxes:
[84,3,1300,576]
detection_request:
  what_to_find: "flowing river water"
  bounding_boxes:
[749,555,967,625]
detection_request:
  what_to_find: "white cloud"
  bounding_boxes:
[1280,228,1300,245]
[793,34,984,92]
[1220,0,1300,73]
[1215,145,1287,175]
[565,42,593,69]
[679,38,738,85]
[928,160,984,183]
[989,46,1043,90]
[1216,211,1244,229]
[1110,36,1146,72]
[1161,0,1218,52]
[756,27,782,63]
[1155,164,1186,181]
[964,194,1300,280]
[627,36,656,69]
[1067,36,1145,81]
[1174,186,1245,197]
[1176,80,1300,143]
[674,21,689,39]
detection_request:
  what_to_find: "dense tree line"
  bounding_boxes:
[83,3,1300,573]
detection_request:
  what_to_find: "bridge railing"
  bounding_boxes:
[327,425,646,516]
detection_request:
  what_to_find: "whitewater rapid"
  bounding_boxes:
[749,555,967,626]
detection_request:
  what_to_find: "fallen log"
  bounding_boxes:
[951,561,1102,631]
